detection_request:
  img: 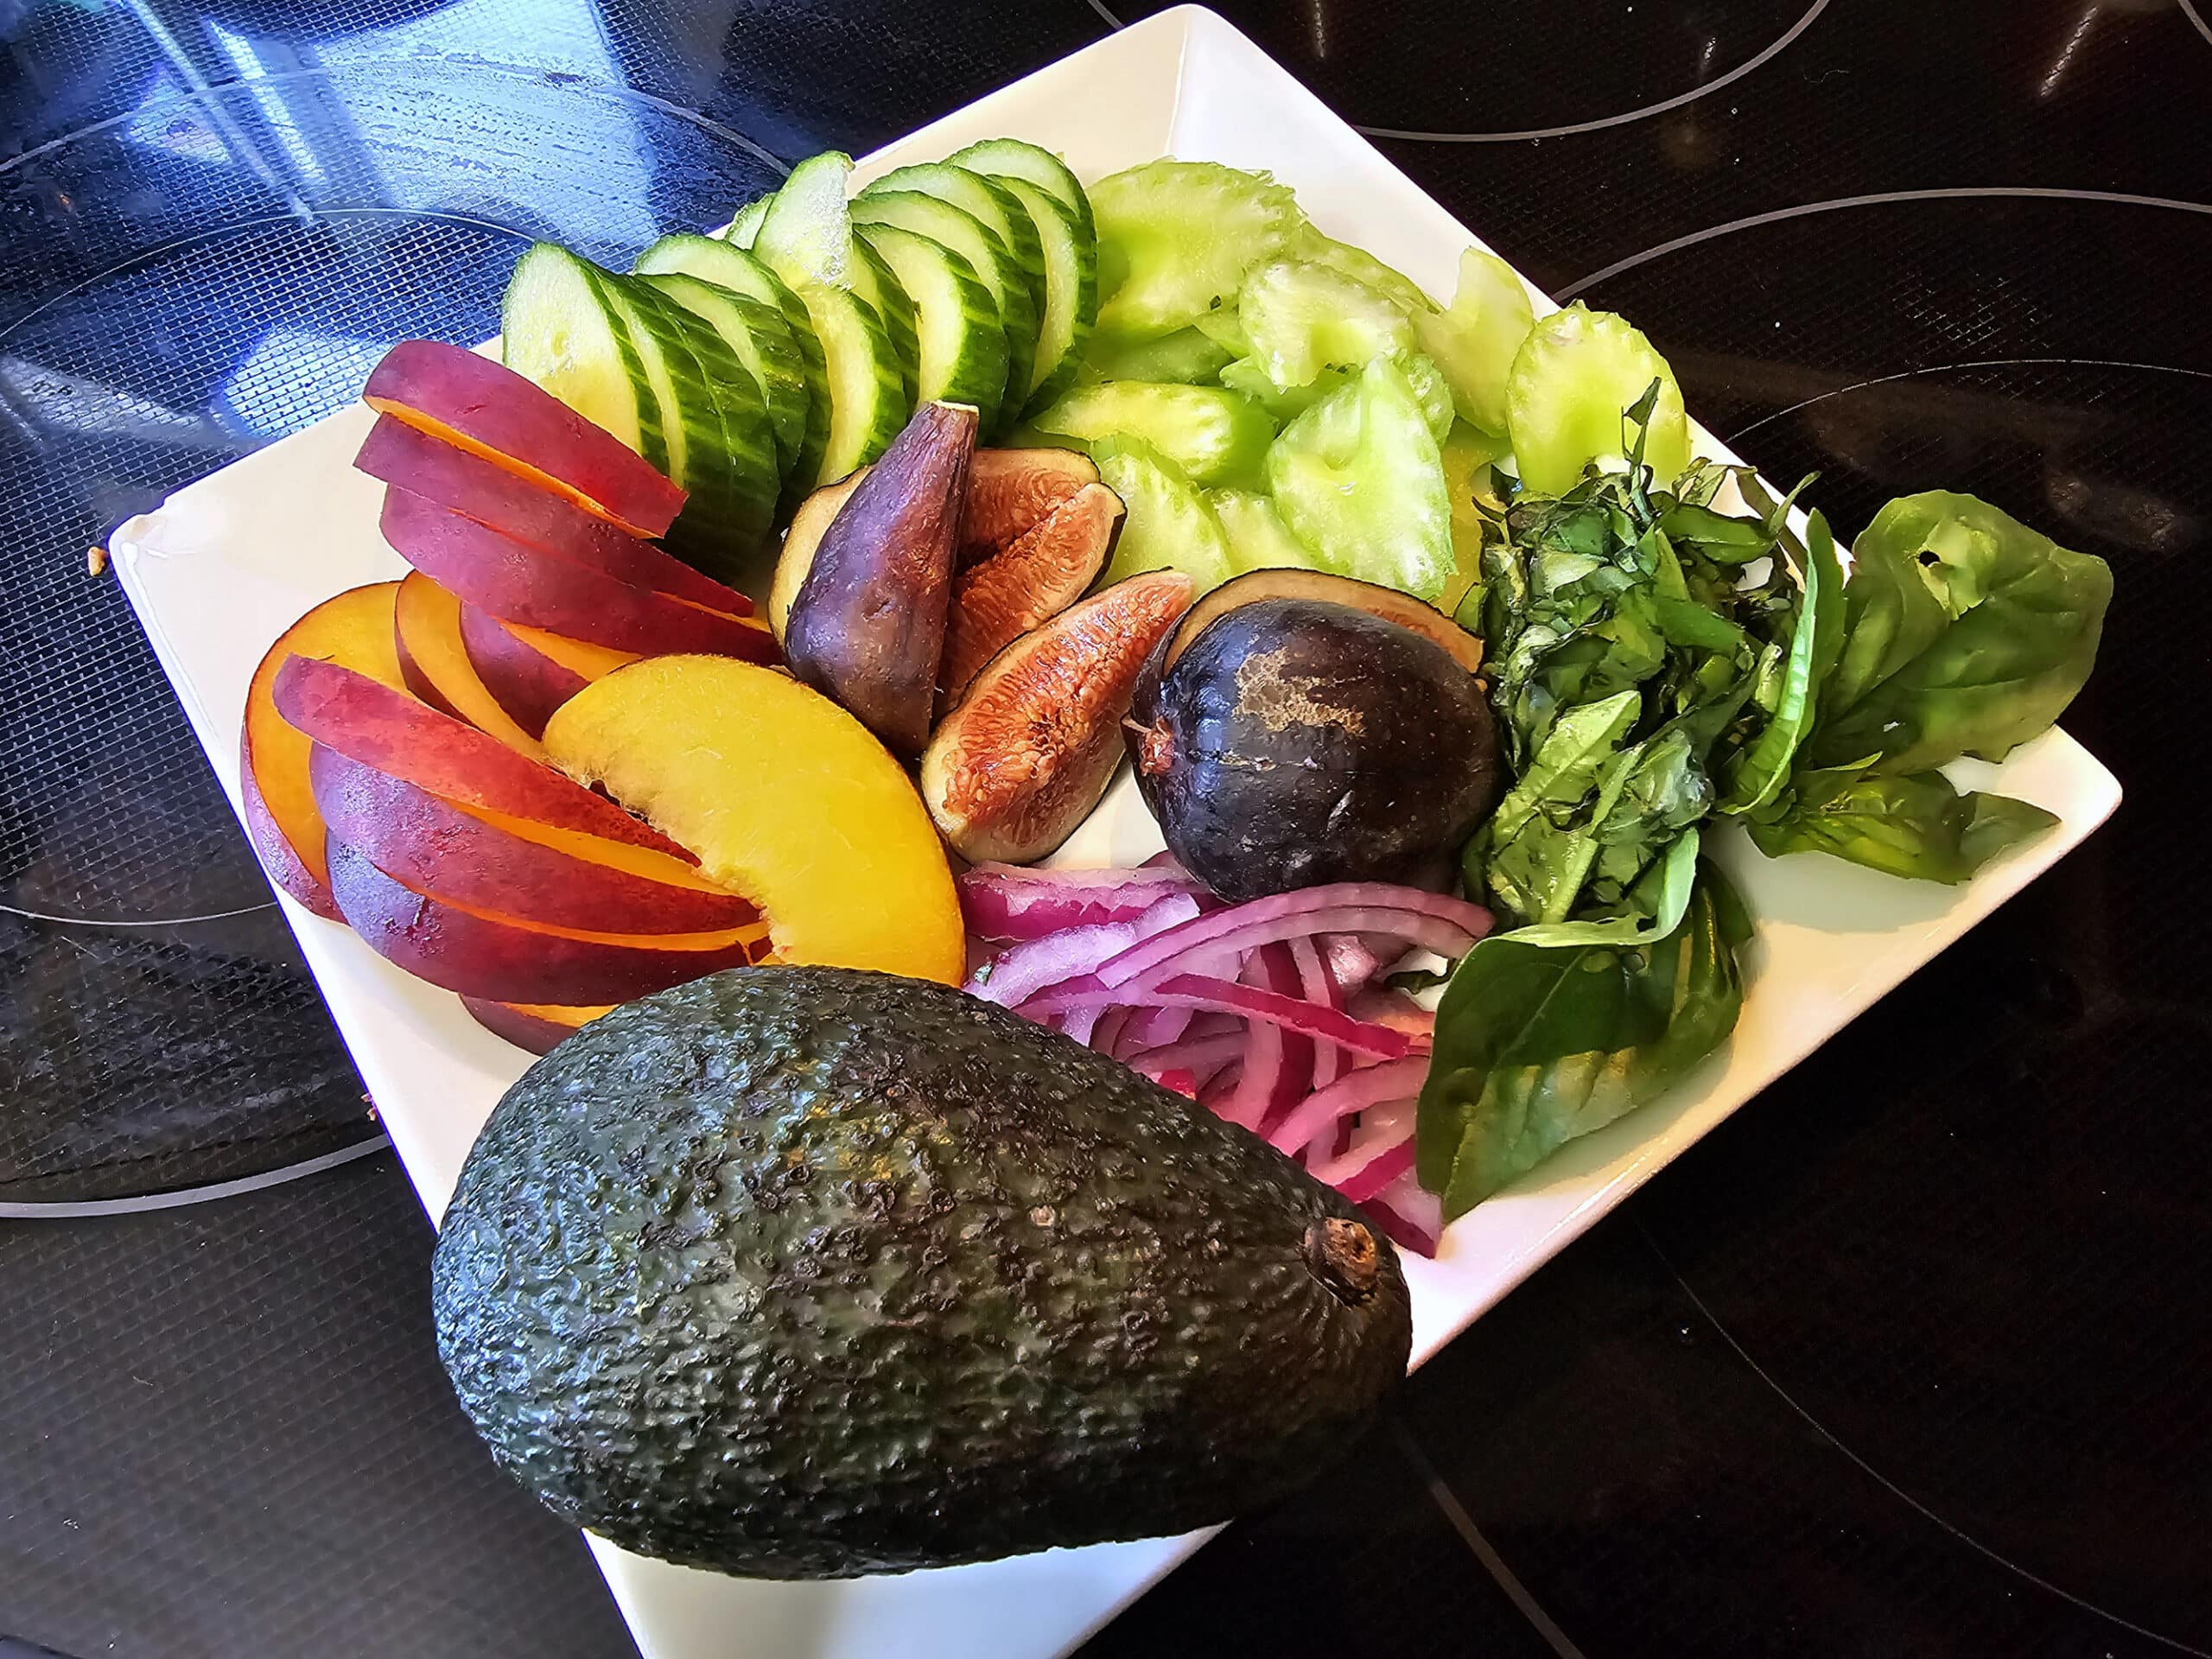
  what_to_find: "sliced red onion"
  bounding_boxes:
[1320,932,1385,995]
[958,861,1205,940]
[1094,886,1491,995]
[1058,1005,1101,1046]
[968,891,1200,1007]
[1287,935,1342,1093]
[1347,987,1438,1039]
[1362,1167,1444,1257]
[1264,1056,1430,1155]
[1122,1002,1193,1053]
[1153,1069,1199,1098]
[1090,1007,1131,1059]
[1021,973,1416,1057]
[1126,1030,1246,1083]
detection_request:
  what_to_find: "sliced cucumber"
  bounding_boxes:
[1079,325,1234,385]
[1265,358,1454,601]
[848,234,922,405]
[796,281,911,486]
[990,173,1095,415]
[632,233,830,510]
[861,163,1047,371]
[501,243,664,472]
[1025,380,1274,488]
[855,221,1008,429]
[948,137,1094,242]
[1208,487,1315,575]
[754,152,859,287]
[849,190,1036,435]
[1412,246,1535,436]
[724,195,770,249]
[1504,302,1689,493]
[1092,435,1236,595]
[638,270,810,483]
[1090,160,1305,341]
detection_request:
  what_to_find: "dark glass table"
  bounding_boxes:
[3,1,2205,1653]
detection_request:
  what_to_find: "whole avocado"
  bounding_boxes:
[431,967,1413,1579]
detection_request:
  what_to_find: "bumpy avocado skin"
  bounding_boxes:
[432,967,1412,1580]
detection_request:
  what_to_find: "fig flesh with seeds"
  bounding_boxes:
[1128,595,1502,900]
[922,570,1193,864]
[959,448,1100,566]
[940,482,1122,709]
[782,403,976,758]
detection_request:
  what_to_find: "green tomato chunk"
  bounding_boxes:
[1504,302,1692,493]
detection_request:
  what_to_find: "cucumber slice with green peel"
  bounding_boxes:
[633,232,831,497]
[1208,487,1316,575]
[861,163,1047,363]
[990,173,1095,416]
[855,221,1008,429]
[848,234,922,404]
[849,191,1036,434]
[754,152,860,287]
[501,243,666,473]
[724,195,770,249]
[1092,435,1236,595]
[795,281,912,486]
[1080,325,1233,385]
[948,137,1094,242]
[1413,246,1536,436]
[638,270,810,481]
[1026,380,1274,488]
[1264,357,1454,601]
[1090,160,1306,341]
[1237,258,1413,391]
[1504,302,1689,493]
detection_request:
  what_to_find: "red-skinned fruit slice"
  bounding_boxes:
[461,996,612,1054]
[939,482,1122,708]
[919,569,1194,864]
[959,448,1099,566]
[784,402,978,758]
[458,601,588,739]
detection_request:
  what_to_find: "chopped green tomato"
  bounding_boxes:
[1438,420,1505,613]
[1287,227,1435,315]
[1505,302,1692,493]
[990,173,1096,415]
[632,233,830,498]
[1411,246,1535,435]
[1092,435,1236,594]
[753,152,857,287]
[1401,353,1455,444]
[1081,325,1234,385]
[855,220,1009,431]
[1190,305,1250,356]
[502,243,661,468]
[1025,381,1274,488]
[1209,487,1315,574]
[795,281,911,486]
[949,137,1095,240]
[724,195,769,249]
[849,190,1037,437]
[637,270,811,482]
[1264,358,1455,600]
[861,163,1048,365]
[848,235,922,404]
[1219,345,1449,442]
[1090,161,1305,341]
[1238,259,1413,391]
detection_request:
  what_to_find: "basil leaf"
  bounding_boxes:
[1746,766,2059,884]
[1417,852,1750,1218]
[1719,509,1840,814]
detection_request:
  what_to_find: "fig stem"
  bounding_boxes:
[1128,717,1175,778]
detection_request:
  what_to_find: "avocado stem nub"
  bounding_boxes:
[1306,1217,1382,1306]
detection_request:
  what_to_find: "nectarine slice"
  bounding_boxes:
[461,996,612,1055]
[362,340,685,537]
[311,746,759,935]
[393,572,548,758]
[240,581,405,918]
[380,488,776,660]
[354,415,747,614]
[327,836,764,1004]
[542,656,964,983]
[457,602,587,739]
[272,655,696,861]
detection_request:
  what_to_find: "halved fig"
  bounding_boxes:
[1155,567,1484,683]
[768,467,867,644]
[940,483,1122,709]
[921,569,1193,864]
[784,402,978,758]
[959,447,1100,566]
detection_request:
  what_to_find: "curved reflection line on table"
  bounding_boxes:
[0,1135,392,1220]
[1558,187,2212,301]
[0,899,277,928]
[2181,0,2212,46]
[1726,357,2212,444]
[1637,1220,2212,1658]
[0,59,788,181]
[1076,0,1833,146]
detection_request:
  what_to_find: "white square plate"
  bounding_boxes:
[110,9,2120,1656]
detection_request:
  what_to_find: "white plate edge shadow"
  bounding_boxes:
[105,9,2122,1658]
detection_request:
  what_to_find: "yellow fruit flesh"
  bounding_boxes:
[541,655,964,983]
